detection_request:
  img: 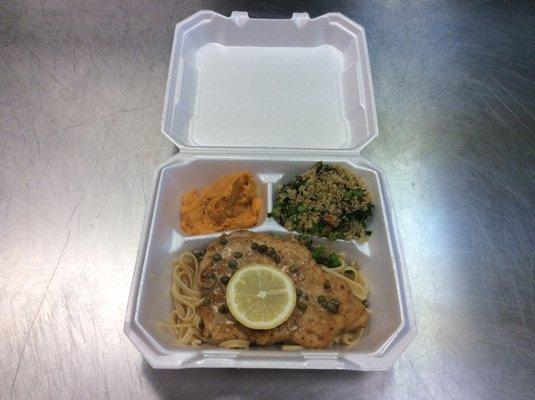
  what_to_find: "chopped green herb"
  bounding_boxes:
[297,204,307,214]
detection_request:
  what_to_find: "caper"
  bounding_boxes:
[218,304,228,314]
[323,281,331,290]
[208,272,216,279]
[317,295,326,303]
[220,237,228,245]
[325,303,337,313]
[203,297,211,305]
[228,259,238,269]
[272,254,281,264]
[329,299,340,308]
[233,251,243,259]
[220,275,230,285]
[258,244,268,253]
[251,242,259,250]
[212,254,222,262]
[289,265,299,273]
[193,248,207,260]
[266,247,275,256]
[296,288,304,297]
[297,302,307,311]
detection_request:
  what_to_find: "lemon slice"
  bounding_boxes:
[226,264,296,330]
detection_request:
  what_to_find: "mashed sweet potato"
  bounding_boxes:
[180,172,263,235]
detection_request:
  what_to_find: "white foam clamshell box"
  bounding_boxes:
[125,10,416,370]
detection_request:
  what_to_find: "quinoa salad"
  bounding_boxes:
[270,162,374,240]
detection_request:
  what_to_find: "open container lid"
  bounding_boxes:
[161,11,379,152]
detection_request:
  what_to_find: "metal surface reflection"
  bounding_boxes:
[0,1,533,399]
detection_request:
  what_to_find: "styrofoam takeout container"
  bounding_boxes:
[125,10,416,370]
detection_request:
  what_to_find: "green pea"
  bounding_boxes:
[228,259,238,269]
[219,276,230,285]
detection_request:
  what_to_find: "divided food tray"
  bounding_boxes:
[125,11,416,370]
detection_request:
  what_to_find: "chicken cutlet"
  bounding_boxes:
[196,231,368,348]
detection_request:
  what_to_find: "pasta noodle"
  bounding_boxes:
[321,261,370,301]
[160,252,204,346]
[165,249,369,349]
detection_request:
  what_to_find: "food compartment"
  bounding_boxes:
[128,155,412,368]
[156,159,270,239]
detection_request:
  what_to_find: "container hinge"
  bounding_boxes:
[230,11,249,28]
[292,12,310,29]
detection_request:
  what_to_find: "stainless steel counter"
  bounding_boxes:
[1,1,533,399]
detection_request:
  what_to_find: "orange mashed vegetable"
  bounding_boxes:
[180,172,263,235]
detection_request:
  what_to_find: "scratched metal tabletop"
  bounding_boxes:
[1,1,534,399]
